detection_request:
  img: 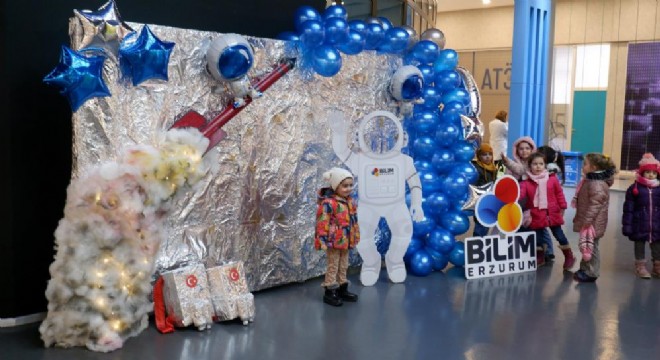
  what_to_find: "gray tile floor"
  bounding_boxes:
[2,186,660,360]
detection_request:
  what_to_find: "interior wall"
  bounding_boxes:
[437,0,660,170]
[1,0,325,319]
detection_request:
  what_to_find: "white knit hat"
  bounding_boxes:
[323,167,353,191]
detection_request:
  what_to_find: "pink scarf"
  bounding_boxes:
[635,173,660,188]
[526,170,549,210]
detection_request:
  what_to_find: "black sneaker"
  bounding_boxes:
[573,270,597,283]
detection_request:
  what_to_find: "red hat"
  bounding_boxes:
[638,153,660,174]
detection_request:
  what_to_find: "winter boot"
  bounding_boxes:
[560,245,576,270]
[635,260,651,279]
[338,283,358,302]
[652,260,660,278]
[323,287,343,307]
[536,246,546,268]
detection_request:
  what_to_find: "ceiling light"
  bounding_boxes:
[483,0,492,4]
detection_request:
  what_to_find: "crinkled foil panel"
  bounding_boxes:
[70,22,399,291]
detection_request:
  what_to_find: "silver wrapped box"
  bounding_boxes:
[162,264,214,330]
[206,261,255,324]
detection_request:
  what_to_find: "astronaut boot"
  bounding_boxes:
[385,238,410,283]
[357,241,382,287]
[249,88,263,98]
[233,97,246,108]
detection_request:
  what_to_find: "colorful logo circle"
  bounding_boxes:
[474,175,523,234]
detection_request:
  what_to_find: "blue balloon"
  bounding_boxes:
[426,247,450,271]
[412,110,439,133]
[276,31,300,41]
[377,17,393,32]
[417,64,435,85]
[453,162,478,184]
[452,141,476,162]
[435,70,461,91]
[401,75,424,101]
[431,149,454,173]
[324,17,349,45]
[364,23,385,50]
[348,20,368,36]
[404,237,425,262]
[421,86,442,109]
[449,241,466,266]
[425,191,451,216]
[311,45,342,77]
[413,215,436,237]
[443,101,467,116]
[299,20,325,48]
[337,30,365,55]
[44,46,111,111]
[408,248,433,276]
[441,211,470,235]
[412,136,437,159]
[375,218,392,255]
[119,25,175,86]
[435,122,460,147]
[440,109,461,125]
[294,6,322,33]
[442,172,469,199]
[409,40,439,64]
[434,49,459,72]
[413,160,434,172]
[442,88,470,106]
[426,227,456,254]
[419,169,443,194]
[324,4,348,20]
[381,27,409,53]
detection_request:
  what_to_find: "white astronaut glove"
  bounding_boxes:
[328,110,347,134]
[407,172,425,222]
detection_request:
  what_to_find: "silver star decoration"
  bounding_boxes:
[70,0,133,53]
[461,182,494,212]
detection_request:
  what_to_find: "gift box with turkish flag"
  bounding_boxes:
[206,261,255,324]
[157,264,214,331]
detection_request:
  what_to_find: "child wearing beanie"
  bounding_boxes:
[314,167,360,306]
[471,143,497,237]
[622,153,660,279]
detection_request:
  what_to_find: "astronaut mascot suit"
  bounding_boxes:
[329,110,425,286]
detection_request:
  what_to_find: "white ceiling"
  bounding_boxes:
[436,0,515,13]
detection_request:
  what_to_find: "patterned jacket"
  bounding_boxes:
[572,170,615,238]
[314,188,360,250]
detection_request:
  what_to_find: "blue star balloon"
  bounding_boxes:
[43,46,111,111]
[119,25,175,86]
[74,0,133,50]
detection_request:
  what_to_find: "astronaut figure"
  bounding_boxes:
[329,110,424,286]
[206,34,262,108]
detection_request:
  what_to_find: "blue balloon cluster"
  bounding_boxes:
[276,6,415,78]
[398,39,474,275]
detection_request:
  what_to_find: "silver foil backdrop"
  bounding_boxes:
[69,21,400,291]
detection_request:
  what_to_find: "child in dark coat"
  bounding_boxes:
[622,153,660,279]
[471,143,498,237]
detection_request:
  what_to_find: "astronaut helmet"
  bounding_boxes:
[206,34,255,82]
[389,65,424,103]
[358,111,405,159]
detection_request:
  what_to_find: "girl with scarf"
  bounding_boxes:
[519,152,575,270]
[622,153,660,279]
[472,143,498,237]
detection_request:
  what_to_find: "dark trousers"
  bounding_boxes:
[634,241,660,261]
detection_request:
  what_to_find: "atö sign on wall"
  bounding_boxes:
[465,175,537,279]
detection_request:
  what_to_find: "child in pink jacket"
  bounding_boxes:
[520,152,575,270]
